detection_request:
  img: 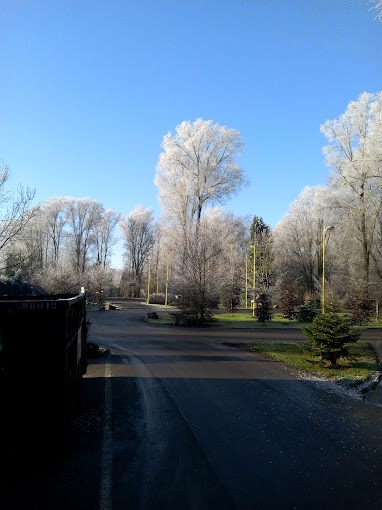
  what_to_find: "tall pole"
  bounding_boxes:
[245,257,248,309]
[252,244,256,317]
[253,244,256,292]
[146,257,151,305]
[165,262,169,307]
[322,226,334,314]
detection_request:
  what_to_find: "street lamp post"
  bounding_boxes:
[146,257,151,305]
[322,225,334,314]
[165,262,169,307]
[251,244,256,316]
[245,257,248,309]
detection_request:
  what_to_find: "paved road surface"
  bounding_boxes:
[1,303,382,509]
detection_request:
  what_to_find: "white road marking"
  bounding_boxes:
[99,356,113,510]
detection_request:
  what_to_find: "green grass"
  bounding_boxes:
[361,317,382,328]
[144,310,382,330]
[247,341,379,387]
[210,312,311,329]
[145,314,175,325]
[210,311,382,330]
[145,312,312,328]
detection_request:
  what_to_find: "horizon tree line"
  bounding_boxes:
[0,92,381,318]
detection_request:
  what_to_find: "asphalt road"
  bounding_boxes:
[1,303,382,510]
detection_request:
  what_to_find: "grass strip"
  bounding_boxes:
[210,312,311,329]
[145,312,311,328]
[145,312,382,330]
[248,341,379,387]
[145,314,175,325]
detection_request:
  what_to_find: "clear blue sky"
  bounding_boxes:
[1,0,381,268]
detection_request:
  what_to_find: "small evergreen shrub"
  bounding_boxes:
[254,292,273,324]
[280,285,298,321]
[347,291,374,326]
[302,312,360,367]
[295,301,316,323]
[220,283,241,313]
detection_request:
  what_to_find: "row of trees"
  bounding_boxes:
[0,92,381,320]
[2,194,120,296]
[276,92,382,304]
[127,93,382,323]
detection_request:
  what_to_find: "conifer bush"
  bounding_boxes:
[220,283,241,312]
[347,290,374,325]
[302,311,360,367]
[280,285,298,321]
[254,292,273,324]
[295,301,316,323]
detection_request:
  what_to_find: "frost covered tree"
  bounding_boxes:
[370,0,382,20]
[66,197,104,275]
[169,208,247,325]
[120,206,156,298]
[155,119,247,323]
[31,256,81,294]
[273,186,335,297]
[41,197,69,265]
[0,163,37,265]
[320,92,382,290]
[155,118,246,236]
[94,209,120,268]
[84,263,115,305]
[274,93,382,303]
[6,196,120,291]
[11,197,71,277]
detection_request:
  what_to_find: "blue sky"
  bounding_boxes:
[1,0,381,268]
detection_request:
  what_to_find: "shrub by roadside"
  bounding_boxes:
[245,341,379,389]
[302,312,360,368]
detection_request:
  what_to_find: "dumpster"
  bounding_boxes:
[0,293,87,450]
